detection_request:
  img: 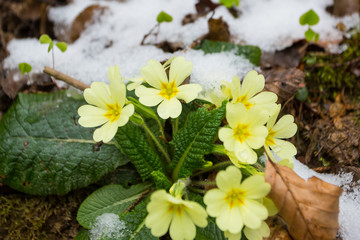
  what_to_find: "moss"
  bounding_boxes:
[0,188,93,240]
[303,32,360,100]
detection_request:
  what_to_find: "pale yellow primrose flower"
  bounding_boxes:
[221,71,278,115]
[265,104,297,161]
[135,56,202,119]
[204,166,270,234]
[78,65,134,143]
[145,190,208,240]
[219,103,269,164]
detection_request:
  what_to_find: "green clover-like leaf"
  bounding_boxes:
[56,42,68,52]
[305,28,316,41]
[220,0,240,8]
[18,62,32,75]
[299,9,320,26]
[156,11,173,23]
[39,34,52,44]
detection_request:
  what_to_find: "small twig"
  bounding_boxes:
[43,66,89,91]
[124,189,151,213]
[326,136,348,154]
[141,23,160,45]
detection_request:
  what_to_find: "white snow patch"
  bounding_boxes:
[293,160,360,240]
[90,213,127,240]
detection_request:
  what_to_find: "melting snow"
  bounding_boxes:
[90,213,127,240]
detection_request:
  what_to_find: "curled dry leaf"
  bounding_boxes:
[265,160,343,240]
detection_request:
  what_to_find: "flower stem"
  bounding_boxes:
[191,180,216,186]
[141,121,171,163]
[188,186,206,195]
[192,160,232,177]
[172,117,179,135]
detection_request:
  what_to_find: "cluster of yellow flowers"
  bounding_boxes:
[77,56,297,240]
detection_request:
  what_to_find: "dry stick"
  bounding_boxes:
[43,66,90,91]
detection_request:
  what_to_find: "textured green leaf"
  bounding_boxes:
[150,170,172,190]
[74,228,90,240]
[195,217,226,240]
[115,123,163,181]
[56,42,68,52]
[156,11,173,23]
[118,198,158,240]
[299,9,319,26]
[171,105,226,179]
[18,62,32,75]
[77,183,152,229]
[0,92,128,195]
[195,40,262,66]
[96,164,141,188]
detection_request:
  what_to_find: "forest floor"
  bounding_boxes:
[1,0,360,239]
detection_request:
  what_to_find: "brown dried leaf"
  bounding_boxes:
[207,17,230,42]
[332,0,360,17]
[265,160,343,240]
[70,4,108,42]
[263,67,305,103]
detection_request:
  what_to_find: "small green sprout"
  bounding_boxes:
[156,11,173,23]
[18,62,32,75]
[220,0,240,8]
[295,87,309,102]
[299,9,320,42]
[141,11,173,45]
[39,34,68,68]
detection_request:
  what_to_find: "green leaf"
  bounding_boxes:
[0,92,128,195]
[47,41,54,52]
[77,183,152,229]
[171,105,226,179]
[156,11,173,23]
[18,62,32,75]
[305,28,316,41]
[314,32,320,42]
[219,0,240,8]
[150,170,172,190]
[195,217,226,240]
[299,9,319,26]
[56,42,68,52]
[74,228,90,240]
[39,34,52,44]
[118,198,158,240]
[96,164,141,188]
[295,87,308,102]
[115,123,164,181]
[195,40,262,66]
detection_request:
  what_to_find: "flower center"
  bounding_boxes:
[159,81,179,100]
[167,203,186,216]
[265,129,276,146]
[104,103,121,123]
[233,124,251,143]
[224,189,244,209]
[235,95,253,109]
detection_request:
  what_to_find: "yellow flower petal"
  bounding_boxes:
[218,127,237,152]
[141,59,167,89]
[184,202,208,227]
[245,125,268,149]
[239,70,265,99]
[93,120,118,143]
[135,85,163,106]
[169,56,193,86]
[266,104,281,130]
[224,230,242,240]
[88,82,112,105]
[240,175,270,199]
[116,104,134,126]
[240,199,268,228]
[176,84,202,103]
[169,213,196,240]
[216,166,242,192]
[244,221,270,240]
[157,97,182,119]
[273,139,297,159]
[272,115,297,138]
[226,103,246,129]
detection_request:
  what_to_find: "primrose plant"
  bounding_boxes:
[39,34,67,69]
[300,9,320,42]
[76,56,297,240]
